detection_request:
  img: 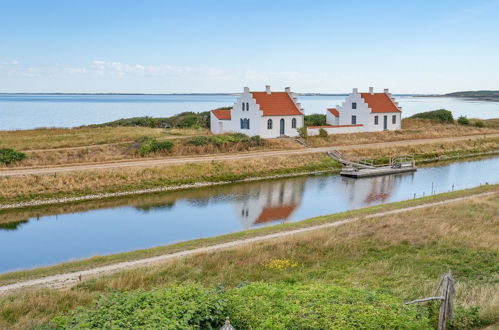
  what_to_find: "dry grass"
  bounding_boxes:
[0,126,170,150]
[306,118,498,148]
[1,191,497,329]
[0,154,336,202]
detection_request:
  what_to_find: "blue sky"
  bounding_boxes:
[1,0,498,93]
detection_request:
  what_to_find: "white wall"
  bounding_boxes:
[326,111,339,125]
[368,112,401,131]
[260,115,303,138]
[337,93,371,130]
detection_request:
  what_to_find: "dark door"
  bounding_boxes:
[280,119,285,135]
[383,115,388,130]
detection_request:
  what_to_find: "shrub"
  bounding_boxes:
[298,126,308,139]
[304,114,326,126]
[319,128,328,138]
[410,109,454,123]
[138,138,174,156]
[226,282,430,329]
[0,148,27,165]
[92,110,212,129]
[53,284,226,329]
[457,116,470,125]
[185,136,213,146]
[473,120,485,128]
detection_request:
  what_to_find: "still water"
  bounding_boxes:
[0,157,498,274]
[1,94,498,130]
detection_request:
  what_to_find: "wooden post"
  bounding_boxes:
[438,271,455,330]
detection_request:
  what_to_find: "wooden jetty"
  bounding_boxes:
[327,151,417,178]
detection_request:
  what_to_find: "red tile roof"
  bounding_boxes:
[251,92,302,116]
[360,93,401,113]
[211,108,231,120]
[327,108,339,117]
[254,204,296,224]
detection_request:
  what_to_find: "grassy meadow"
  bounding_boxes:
[0,186,497,329]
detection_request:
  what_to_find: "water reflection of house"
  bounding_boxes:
[342,174,409,208]
[234,178,305,229]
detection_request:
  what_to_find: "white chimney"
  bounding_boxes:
[265,85,271,94]
[285,87,291,93]
[369,87,374,95]
[383,88,389,94]
[352,88,358,94]
[243,87,250,93]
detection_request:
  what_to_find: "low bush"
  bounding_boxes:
[92,111,213,129]
[410,109,454,123]
[473,120,485,128]
[304,114,326,126]
[0,148,27,165]
[184,133,262,148]
[53,284,226,329]
[319,128,328,138]
[457,116,470,125]
[138,138,174,156]
[53,283,430,329]
[298,126,308,139]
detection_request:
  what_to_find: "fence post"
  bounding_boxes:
[438,271,455,330]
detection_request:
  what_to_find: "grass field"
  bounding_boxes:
[0,186,497,329]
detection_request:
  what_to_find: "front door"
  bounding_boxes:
[280,119,285,135]
[383,115,388,130]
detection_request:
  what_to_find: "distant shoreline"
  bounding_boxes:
[0,92,426,97]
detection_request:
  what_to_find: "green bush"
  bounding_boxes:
[304,114,326,126]
[457,116,470,125]
[410,109,454,123]
[53,284,226,329]
[53,283,430,329]
[319,128,328,138]
[185,136,213,146]
[0,148,27,165]
[138,138,174,156]
[298,126,308,139]
[473,120,485,128]
[184,134,257,147]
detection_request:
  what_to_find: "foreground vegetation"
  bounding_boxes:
[0,187,497,329]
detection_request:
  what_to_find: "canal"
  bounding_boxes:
[0,156,498,274]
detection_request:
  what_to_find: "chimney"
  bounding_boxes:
[265,85,271,94]
[383,88,389,94]
[243,87,249,93]
[369,87,374,95]
[285,87,291,93]
[352,88,358,94]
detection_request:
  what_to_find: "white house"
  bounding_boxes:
[210,86,304,138]
[308,87,402,135]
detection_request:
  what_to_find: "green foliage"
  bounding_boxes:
[226,282,429,329]
[318,128,328,138]
[0,148,27,165]
[137,138,174,156]
[53,284,226,329]
[410,109,454,123]
[304,114,326,126]
[449,306,483,330]
[297,126,308,139]
[457,116,470,125]
[92,110,213,129]
[53,283,430,329]
[184,133,262,147]
[473,120,485,128]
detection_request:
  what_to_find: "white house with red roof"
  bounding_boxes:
[210,85,304,138]
[308,87,402,135]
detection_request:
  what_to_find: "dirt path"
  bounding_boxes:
[0,191,494,294]
[1,133,498,177]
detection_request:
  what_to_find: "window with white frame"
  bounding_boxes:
[267,119,273,129]
[374,116,379,125]
[392,115,396,124]
[352,102,357,109]
[351,115,357,124]
[291,118,297,128]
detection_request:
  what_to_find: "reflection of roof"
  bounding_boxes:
[212,108,231,120]
[254,205,297,224]
[360,93,401,113]
[364,192,390,203]
[327,108,339,117]
[251,92,302,116]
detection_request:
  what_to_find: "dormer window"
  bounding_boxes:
[352,102,357,109]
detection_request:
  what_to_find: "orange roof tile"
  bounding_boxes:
[211,108,231,120]
[360,93,401,113]
[251,92,302,116]
[327,108,339,117]
[254,205,296,224]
